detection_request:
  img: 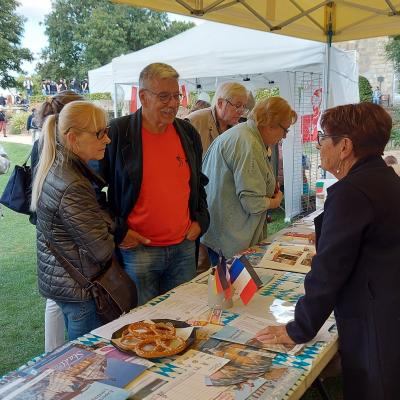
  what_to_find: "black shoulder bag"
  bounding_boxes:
[46,241,138,324]
[0,151,32,215]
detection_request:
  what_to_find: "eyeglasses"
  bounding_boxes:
[144,89,183,104]
[224,99,248,113]
[65,126,110,140]
[94,126,110,140]
[279,124,290,135]
[317,131,348,146]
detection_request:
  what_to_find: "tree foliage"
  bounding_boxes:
[0,0,32,88]
[359,75,372,102]
[36,0,194,81]
[385,36,400,74]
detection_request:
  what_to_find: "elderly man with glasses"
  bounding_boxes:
[186,82,249,156]
[93,63,209,305]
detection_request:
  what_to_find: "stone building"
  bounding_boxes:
[335,36,400,105]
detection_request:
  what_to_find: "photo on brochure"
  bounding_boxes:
[257,242,315,274]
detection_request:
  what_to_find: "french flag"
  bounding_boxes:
[229,256,262,305]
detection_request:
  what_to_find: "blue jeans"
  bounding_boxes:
[56,299,101,341]
[118,239,196,305]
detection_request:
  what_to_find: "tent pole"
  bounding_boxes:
[113,83,118,118]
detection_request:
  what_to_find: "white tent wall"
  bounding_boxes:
[89,21,359,221]
[88,63,113,94]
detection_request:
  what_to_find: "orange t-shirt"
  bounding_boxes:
[127,124,191,246]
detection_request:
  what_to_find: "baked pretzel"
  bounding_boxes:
[134,336,186,358]
[117,334,140,351]
[127,321,175,339]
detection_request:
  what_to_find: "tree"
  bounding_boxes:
[0,0,32,88]
[359,75,372,102]
[36,0,194,81]
[385,36,400,74]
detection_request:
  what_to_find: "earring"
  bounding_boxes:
[336,160,342,174]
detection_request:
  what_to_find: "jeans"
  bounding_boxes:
[118,239,196,306]
[56,299,101,341]
[45,299,65,352]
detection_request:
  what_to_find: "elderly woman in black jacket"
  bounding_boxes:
[31,101,113,340]
[256,103,400,399]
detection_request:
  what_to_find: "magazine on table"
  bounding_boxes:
[211,315,304,355]
[1,343,147,399]
[256,242,315,274]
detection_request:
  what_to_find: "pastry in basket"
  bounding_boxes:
[135,336,186,358]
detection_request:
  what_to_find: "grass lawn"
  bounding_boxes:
[0,142,342,398]
[0,142,45,377]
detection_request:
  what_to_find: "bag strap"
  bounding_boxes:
[45,241,93,290]
[22,150,32,167]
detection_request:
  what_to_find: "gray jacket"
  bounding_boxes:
[36,148,114,302]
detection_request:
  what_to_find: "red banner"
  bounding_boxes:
[130,86,138,113]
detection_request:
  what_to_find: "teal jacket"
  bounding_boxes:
[201,119,276,258]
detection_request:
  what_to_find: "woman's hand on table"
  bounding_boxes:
[255,325,295,345]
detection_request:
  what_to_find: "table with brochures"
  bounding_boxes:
[0,210,338,400]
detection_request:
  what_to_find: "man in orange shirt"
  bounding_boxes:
[95,63,209,305]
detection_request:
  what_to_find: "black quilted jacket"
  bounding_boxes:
[36,147,114,302]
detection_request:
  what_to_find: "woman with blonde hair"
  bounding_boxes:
[31,101,113,340]
[202,96,297,263]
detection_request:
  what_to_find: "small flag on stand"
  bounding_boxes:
[215,252,232,300]
[229,255,262,305]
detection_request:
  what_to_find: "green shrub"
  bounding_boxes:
[85,92,112,100]
[359,75,372,102]
[255,87,279,100]
[9,112,29,135]
[29,94,48,104]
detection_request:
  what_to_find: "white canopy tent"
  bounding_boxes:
[88,63,113,94]
[89,22,359,221]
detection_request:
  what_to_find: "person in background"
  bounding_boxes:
[255,102,400,399]
[0,106,7,137]
[32,90,85,352]
[93,62,209,306]
[23,77,33,98]
[0,93,6,107]
[27,108,39,143]
[81,78,89,94]
[384,154,400,176]
[186,82,248,155]
[190,99,211,113]
[372,86,381,105]
[186,82,248,272]
[202,96,296,263]
[31,101,113,341]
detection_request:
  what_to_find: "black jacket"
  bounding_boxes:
[36,148,114,301]
[93,108,210,244]
[287,156,400,399]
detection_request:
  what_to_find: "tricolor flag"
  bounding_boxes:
[215,253,232,300]
[229,255,262,305]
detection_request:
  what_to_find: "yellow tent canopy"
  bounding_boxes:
[112,0,400,43]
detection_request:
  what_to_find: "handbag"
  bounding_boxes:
[46,241,138,324]
[0,151,32,214]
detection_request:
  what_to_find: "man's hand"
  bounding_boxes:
[255,325,295,345]
[186,221,201,241]
[119,229,150,249]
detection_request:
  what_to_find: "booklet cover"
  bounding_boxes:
[2,344,146,399]
[256,242,315,274]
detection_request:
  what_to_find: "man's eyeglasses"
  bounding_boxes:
[279,124,290,135]
[317,131,348,146]
[144,89,183,104]
[224,99,248,113]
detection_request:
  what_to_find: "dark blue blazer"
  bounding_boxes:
[92,108,210,245]
[287,156,400,399]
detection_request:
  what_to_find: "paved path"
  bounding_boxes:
[0,133,33,146]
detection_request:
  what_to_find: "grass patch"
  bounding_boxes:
[0,142,45,377]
